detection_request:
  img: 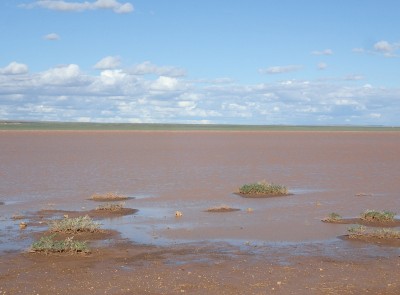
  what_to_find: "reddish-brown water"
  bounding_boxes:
[1,131,399,247]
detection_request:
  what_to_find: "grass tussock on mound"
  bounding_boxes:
[31,234,89,254]
[50,215,100,234]
[96,202,125,212]
[322,212,342,223]
[206,205,240,213]
[238,181,288,196]
[360,210,396,222]
[89,192,130,202]
[348,225,400,240]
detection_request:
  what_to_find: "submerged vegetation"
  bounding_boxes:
[50,215,100,234]
[360,210,396,222]
[238,181,288,196]
[31,234,89,254]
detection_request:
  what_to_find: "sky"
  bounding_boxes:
[1,0,400,125]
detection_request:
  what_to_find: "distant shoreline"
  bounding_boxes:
[1,121,399,132]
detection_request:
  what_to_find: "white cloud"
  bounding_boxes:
[39,64,85,85]
[94,56,121,70]
[128,61,186,77]
[311,49,333,55]
[0,62,29,75]
[373,41,393,53]
[373,40,400,57]
[353,40,400,57]
[151,76,181,91]
[259,65,302,75]
[21,0,134,14]
[43,33,60,40]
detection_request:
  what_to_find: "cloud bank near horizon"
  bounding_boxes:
[1,59,398,125]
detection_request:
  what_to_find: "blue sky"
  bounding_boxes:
[1,0,399,125]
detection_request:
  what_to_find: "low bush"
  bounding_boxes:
[238,181,288,195]
[50,215,100,234]
[360,210,395,222]
[31,234,89,254]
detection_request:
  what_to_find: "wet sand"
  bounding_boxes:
[0,131,399,294]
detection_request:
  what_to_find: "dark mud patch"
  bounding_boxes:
[322,218,400,228]
[234,192,293,198]
[0,201,4,205]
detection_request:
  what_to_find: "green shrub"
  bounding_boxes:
[31,234,89,254]
[50,215,100,234]
[360,210,395,222]
[238,181,288,195]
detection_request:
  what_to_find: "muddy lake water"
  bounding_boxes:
[1,130,399,253]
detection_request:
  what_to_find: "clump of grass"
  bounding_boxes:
[96,202,125,211]
[206,205,240,213]
[50,215,100,234]
[238,181,288,196]
[360,210,396,222]
[348,225,400,240]
[322,212,342,222]
[90,192,129,201]
[31,234,89,254]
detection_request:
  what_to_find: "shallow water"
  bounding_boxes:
[1,131,399,251]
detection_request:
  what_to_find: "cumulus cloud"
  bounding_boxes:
[21,0,134,14]
[0,62,29,75]
[39,64,87,85]
[353,40,399,57]
[259,65,302,75]
[311,49,333,55]
[94,56,121,70]
[43,33,60,40]
[373,40,399,57]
